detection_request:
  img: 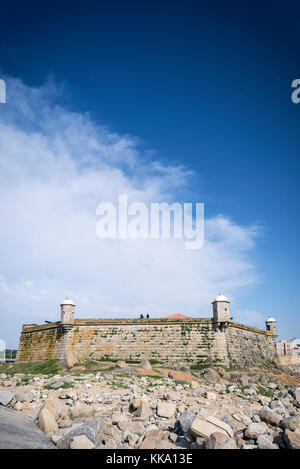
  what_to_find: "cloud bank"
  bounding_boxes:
[0,78,261,346]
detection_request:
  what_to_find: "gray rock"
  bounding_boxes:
[177,411,196,434]
[270,400,284,410]
[260,375,269,386]
[282,415,300,432]
[240,376,249,388]
[284,429,300,449]
[257,434,278,449]
[204,432,229,449]
[50,381,64,389]
[156,402,176,419]
[56,418,104,449]
[260,408,282,426]
[293,388,300,407]
[273,407,290,419]
[139,360,152,370]
[179,366,190,373]
[0,390,15,406]
[70,435,95,449]
[245,422,268,439]
[204,369,220,383]
[15,392,34,403]
[252,415,261,423]
[133,402,152,421]
[221,414,235,429]
[0,406,56,449]
[217,438,237,449]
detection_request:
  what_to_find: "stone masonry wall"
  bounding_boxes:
[226,322,278,367]
[17,318,278,367]
[16,323,64,362]
[67,319,216,365]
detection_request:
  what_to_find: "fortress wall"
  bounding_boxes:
[17,318,278,367]
[66,319,217,365]
[16,323,64,362]
[226,322,278,367]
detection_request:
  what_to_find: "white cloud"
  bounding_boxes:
[0,77,262,345]
[237,310,265,327]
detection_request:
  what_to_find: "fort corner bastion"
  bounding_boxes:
[16,294,279,368]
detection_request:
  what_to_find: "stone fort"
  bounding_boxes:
[17,294,279,368]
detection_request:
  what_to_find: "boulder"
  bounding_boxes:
[204,369,221,383]
[49,381,64,389]
[282,415,300,432]
[132,396,148,409]
[245,422,268,439]
[69,403,95,419]
[205,416,234,438]
[179,365,190,373]
[156,402,176,419]
[0,390,15,406]
[139,359,152,370]
[15,392,34,403]
[14,401,33,412]
[133,402,152,421]
[205,391,217,401]
[70,435,95,449]
[58,416,72,428]
[191,418,228,438]
[177,411,196,434]
[293,388,300,407]
[117,417,130,431]
[56,418,104,449]
[284,429,300,449]
[257,434,279,449]
[111,411,124,425]
[127,421,145,434]
[0,406,56,449]
[38,408,58,435]
[217,438,237,449]
[240,375,249,387]
[40,399,59,420]
[204,432,230,449]
[260,408,282,426]
[116,361,127,368]
[139,429,163,449]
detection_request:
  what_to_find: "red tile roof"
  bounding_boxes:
[163,313,191,319]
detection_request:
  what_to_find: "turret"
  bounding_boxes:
[212,293,230,329]
[266,316,278,337]
[60,297,75,325]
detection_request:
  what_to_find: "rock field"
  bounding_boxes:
[0,359,300,449]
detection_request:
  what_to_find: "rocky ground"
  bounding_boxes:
[0,359,300,449]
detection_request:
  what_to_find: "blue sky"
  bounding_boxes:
[0,1,299,346]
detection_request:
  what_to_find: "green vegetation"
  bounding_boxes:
[110,382,129,389]
[98,356,118,363]
[0,359,61,376]
[142,373,162,379]
[43,382,75,390]
[174,379,192,387]
[147,381,161,387]
[190,362,211,370]
[257,385,274,398]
